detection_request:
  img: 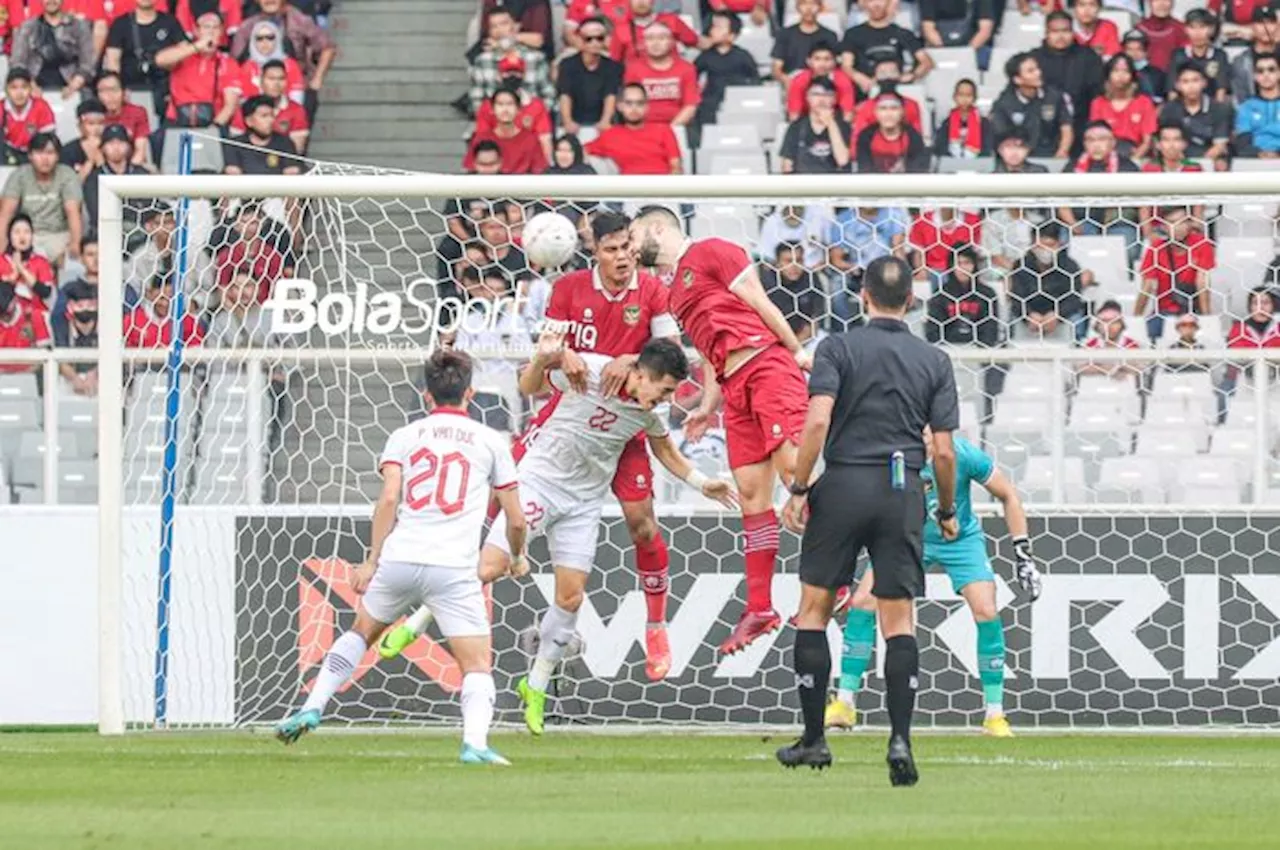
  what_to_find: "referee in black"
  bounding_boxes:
[777,255,961,786]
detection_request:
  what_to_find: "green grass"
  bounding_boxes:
[2,731,1278,849]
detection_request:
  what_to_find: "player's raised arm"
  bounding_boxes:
[647,431,738,509]
[728,264,812,369]
[982,469,1042,600]
[518,331,571,396]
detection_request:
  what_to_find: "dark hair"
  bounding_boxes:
[1103,53,1138,92]
[808,42,835,58]
[621,82,648,100]
[261,59,287,75]
[28,132,60,153]
[9,212,32,238]
[774,240,802,261]
[241,94,275,119]
[5,67,31,85]
[76,99,105,119]
[1045,10,1072,26]
[94,70,123,88]
[1177,63,1208,80]
[1006,51,1036,82]
[1034,221,1063,242]
[634,204,681,227]
[863,255,913,310]
[591,209,631,243]
[459,265,481,285]
[951,245,979,268]
[1156,121,1186,138]
[953,77,977,95]
[471,138,502,159]
[425,349,474,407]
[579,14,610,31]
[1249,285,1274,307]
[1083,118,1114,134]
[80,233,97,252]
[707,9,741,34]
[490,83,520,106]
[1098,299,1122,313]
[636,337,689,382]
[1255,52,1280,70]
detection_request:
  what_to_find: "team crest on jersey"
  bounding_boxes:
[1039,103,1055,121]
[266,154,280,169]
[771,423,781,436]
[622,304,641,325]
[681,269,694,288]
[583,307,594,321]
[521,114,533,130]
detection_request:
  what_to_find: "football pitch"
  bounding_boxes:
[2,731,1277,849]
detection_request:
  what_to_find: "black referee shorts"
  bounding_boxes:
[798,464,926,600]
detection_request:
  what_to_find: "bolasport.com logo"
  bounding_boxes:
[262,277,561,351]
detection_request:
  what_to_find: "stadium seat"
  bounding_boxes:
[49,94,79,144]
[1216,201,1276,239]
[1072,375,1141,420]
[973,82,1005,115]
[0,373,37,401]
[1174,455,1241,494]
[1068,236,1132,305]
[701,152,769,176]
[16,430,82,460]
[161,128,225,174]
[999,9,1044,51]
[985,47,1019,84]
[924,47,980,108]
[1142,398,1210,432]
[700,124,763,153]
[1212,238,1272,316]
[1208,428,1259,482]
[935,157,994,174]
[1148,370,1216,415]
[690,204,761,243]
[1021,454,1088,502]
[0,398,39,461]
[126,88,159,132]
[1178,485,1243,506]
[1134,425,1207,460]
[1096,456,1165,503]
[1065,400,1133,463]
[1027,157,1067,172]
[719,86,782,144]
[1001,363,1070,404]
[736,27,775,74]
[987,399,1051,455]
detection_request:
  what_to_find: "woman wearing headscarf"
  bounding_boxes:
[547,134,596,175]
[238,19,305,105]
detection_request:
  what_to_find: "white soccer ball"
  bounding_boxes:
[522,212,579,269]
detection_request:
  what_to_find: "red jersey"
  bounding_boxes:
[3,98,56,153]
[166,52,241,121]
[172,0,240,42]
[708,0,770,12]
[610,14,699,63]
[104,102,152,142]
[1084,333,1140,349]
[668,238,775,379]
[215,241,287,303]
[787,69,856,119]
[463,128,547,174]
[237,57,305,105]
[851,93,924,137]
[1142,159,1203,173]
[474,96,553,138]
[564,0,629,29]
[0,297,50,371]
[545,267,677,356]
[1089,94,1158,148]
[584,122,680,174]
[909,211,981,273]
[623,55,699,124]
[124,304,204,348]
[1140,232,1215,314]
[1227,319,1280,348]
[1075,18,1121,58]
[1136,16,1188,72]
[0,251,56,307]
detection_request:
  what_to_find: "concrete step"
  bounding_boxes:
[315,102,462,123]
[315,138,468,158]
[320,78,469,101]
[313,117,469,143]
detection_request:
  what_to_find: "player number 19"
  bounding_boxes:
[405,447,471,515]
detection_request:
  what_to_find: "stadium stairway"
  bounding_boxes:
[312,0,473,173]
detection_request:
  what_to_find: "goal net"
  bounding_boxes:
[95,170,1280,733]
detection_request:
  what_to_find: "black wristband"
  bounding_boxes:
[936,506,956,522]
[1013,536,1031,555]
[789,482,811,496]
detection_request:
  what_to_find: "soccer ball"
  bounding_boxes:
[522,212,579,269]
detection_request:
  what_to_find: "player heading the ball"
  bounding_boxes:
[630,206,812,655]
[487,334,737,735]
[274,349,527,766]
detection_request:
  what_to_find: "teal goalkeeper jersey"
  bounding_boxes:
[920,435,994,549]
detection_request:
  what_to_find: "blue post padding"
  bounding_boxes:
[153,131,195,727]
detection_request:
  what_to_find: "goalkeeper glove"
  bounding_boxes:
[1012,536,1042,601]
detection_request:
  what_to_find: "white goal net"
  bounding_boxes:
[93,171,1280,733]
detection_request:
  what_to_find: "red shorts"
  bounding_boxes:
[720,345,808,469]
[512,392,655,503]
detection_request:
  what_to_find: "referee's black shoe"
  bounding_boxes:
[776,737,832,770]
[886,735,918,787]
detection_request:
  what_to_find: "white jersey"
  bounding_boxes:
[520,353,668,505]
[378,410,518,568]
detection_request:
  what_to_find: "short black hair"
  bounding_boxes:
[591,209,630,243]
[1006,51,1036,81]
[579,14,610,31]
[774,240,802,261]
[27,132,59,153]
[94,70,123,88]
[241,94,275,119]
[1177,63,1208,80]
[1156,121,1186,138]
[863,255,913,310]
[1255,52,1280,70]
[707,9,741,34]
[76,98,105,119]
[425,348,474,407]
[471,138,502,159]
[954,77,977,94]
[1034,220,1064,242]
[1045,10,1071,26]
[1097,299,1123,315]
[261,59,287,75]
[634,204,680,227]
[80,233,97,252]
[5,67,31,85]
[636,338,689,383]
[621,82,648,100]
[490,83,520,107]
[808,42,835,58]
[951,245,979,268]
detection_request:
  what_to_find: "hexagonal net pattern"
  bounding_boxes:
[103,176,1280,729]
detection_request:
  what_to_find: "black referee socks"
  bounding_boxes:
[884,634,920,743]
[793,629,831,746]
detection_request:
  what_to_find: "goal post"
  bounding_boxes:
[95,171,1280,734]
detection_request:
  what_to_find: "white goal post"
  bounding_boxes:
[95,171,1280,735]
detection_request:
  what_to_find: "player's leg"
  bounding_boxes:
[828,568,877,730]
[938,540,1010,736]
[614,437,672,681]
[276,564,403,744]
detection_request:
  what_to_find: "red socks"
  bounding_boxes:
[741,510,779,613]
[635,534,670,624]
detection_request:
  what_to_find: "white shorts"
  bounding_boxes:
[362,560,489,638]
[484,476,601,573]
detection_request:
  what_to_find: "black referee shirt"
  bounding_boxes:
[808,317,960,469]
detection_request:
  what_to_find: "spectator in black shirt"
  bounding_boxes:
[1032,10,1103,146]
[83,124,148,228]
[764,241,824,325]
[476,200,532,281]
[779,77,851,173]
[840,0,933,94]
[990,53,1074,158]
[1009,222,1094,342]
[1158,64,1232,166]
[926,246,999,347]
[224,95,302,176]
[856,92,929,173]
[1122,29,1168,102]
[771,0,838,82]
[555,16,622,137]
[992,127,1049,174]
[103,0,184,106]
[1167,8,1232,103]
[61,99,106,180]
[695,11,759,126]
[1230,6,1279,102]
[919,0,995,52]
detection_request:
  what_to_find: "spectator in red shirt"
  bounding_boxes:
[124,277,205,348]
[855,91,929,174]
[1141,123,1205,235]
[786,43,856,123]
[237,19,305,106]
[171,0,239,44]
[563,0,629,50]
[155,10,241,128]
[1072,0,1121,58]
[584,82,682,173]
[908,206,980,286]
[476,56,553,163]
[0,278,51,373]
[610,0,701,63]
[2,68,56,158]
[851,59,924,137]
[623,22,699,127]
[95,70,153,166]
[1090,53,1159,158]
[1137,0,1188,73]
[1079,299,1144,380]
[246,59,309,152]
[214,201,289,305]
[0,212,54,309]
[463,86,549,174]
[1136,205,1214,341]
[932,78,992,160]
[1220,286,1280,419]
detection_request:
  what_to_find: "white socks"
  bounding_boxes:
[528,604,578,692]
[405,606,434,636]
[837,688,855,709]
[460,671,496,750]
[986,703,1004,720]
[302,630,367,714]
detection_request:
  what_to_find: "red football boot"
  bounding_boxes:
[787,585,855,628]
[645,623,672,681]
[720,609,783,655]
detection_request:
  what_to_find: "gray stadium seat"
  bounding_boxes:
[1208,428,1258,482]
[1142,399,1210,431]
[1001,363,1070,404]
[924,47,980,109]
[1213,238,1272,316]
[690,204,761,243]
[701,152,769,176]
[1217,201,1276,239]
[699,124,763,154]
[1149,370,1215,411]
[0,373,38,401]
[1021,455,1088,502]
[1096,456,1165,503]
[1068,236,1132,306]
[987,400,1051,455]
[1134,426,1206,461]
[16,430,83,460]
[719,85,782,140]
[1072,375,1141,420]
[1175,455,1241,494]
[0,398,39,460]
[1065,400,1133,462]
[935,156,994,174]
